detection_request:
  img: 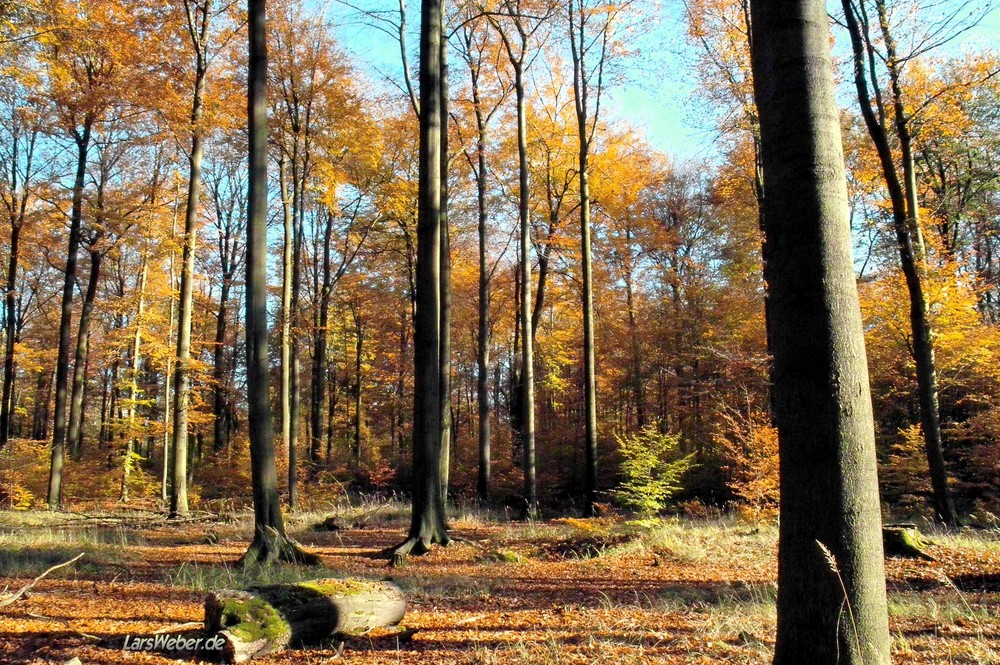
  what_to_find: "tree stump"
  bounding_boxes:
[883,525,936,561]
[204,578,405,663]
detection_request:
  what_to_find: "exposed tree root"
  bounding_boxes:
[382,531,451,568]
[238,526,320,568]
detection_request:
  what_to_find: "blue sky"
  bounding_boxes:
[309,0,998,162]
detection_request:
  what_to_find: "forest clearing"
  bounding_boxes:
[1,505,1000,664]
[3,0,1000,660]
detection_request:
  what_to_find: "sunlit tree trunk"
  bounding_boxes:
[48,117,93,510]
[170,0,213,519]
[279,153,296,507]
[66,245,102,460]
[438,33,452,502]
[121,255,149,503]
[749,0,891,660]
[841,0,957,525]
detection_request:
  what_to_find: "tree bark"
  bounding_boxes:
[390,0,449,563]
[171,4,212,518]
[841,0,957,525]
[48,118,92,510]
[242,0,316,567]
[749,0,891,661]
[279,153,295,507]
[568,0,600,517]
[514,62,537,518]
[472,63,491,503]
[66,246,102,460]
[438,32,452,503]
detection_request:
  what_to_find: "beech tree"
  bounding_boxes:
[241,0,316,566]
[389,0,450,562]
[749,0,891,661]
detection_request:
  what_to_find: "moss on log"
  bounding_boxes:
[883,525,936,561]
[204,578,405,663]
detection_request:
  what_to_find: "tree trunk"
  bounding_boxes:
[67,247,102,460]
[242,0,316,567]
[121,256,148,503]
[213,271,232,452]
[569,0,599,516]
[514,62,537,518]
[48,120,92,510]
[171,48,209,519]
[438,34,452,503]
[390,0,449,562]
[473,73,491,503]
[841,0,957,525]
[204,579,405,663]
[279,153,294,505]
[352,311,364,464]
[749,0,891,661]
[1,222,20,450]
[310,211,333,469]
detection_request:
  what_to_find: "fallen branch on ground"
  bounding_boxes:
[0,552,85,608]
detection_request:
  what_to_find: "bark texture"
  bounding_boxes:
[749,0,891,661]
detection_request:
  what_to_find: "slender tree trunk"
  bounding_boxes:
[749,0,891,660]
[569,0,599,516]
[279,153,293,490]
[171,0,213,519]
[170,139,203,518]
[48,121,92,510]
[1,223,20,449]
[841,0,957,525]
[353,314,363,463]
[288,172,304,510]
[514,62,537,518]
[162,212,178,503]
[438,34,452,503]
[473,78,491,503]
[66,248,102,460]
[213,273,232,452]
[310,211,333,468]
[121,257,148,503]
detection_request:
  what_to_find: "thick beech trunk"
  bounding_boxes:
[242,0,316,568]
[749,0,891,661]
[391,0,449,562]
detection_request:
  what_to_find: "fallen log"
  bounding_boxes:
[204,578,405,663]
[883,525,936,561]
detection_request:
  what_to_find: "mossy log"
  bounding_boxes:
[883,525,936,561]
[204,578,405,663]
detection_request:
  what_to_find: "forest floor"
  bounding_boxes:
[0,504,999,664]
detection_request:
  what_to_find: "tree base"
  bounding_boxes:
[382,532,451,567]
[238,526,321,568]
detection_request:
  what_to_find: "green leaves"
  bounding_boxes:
[613,426,694,516]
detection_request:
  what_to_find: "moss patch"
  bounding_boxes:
[219,595,291,643]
